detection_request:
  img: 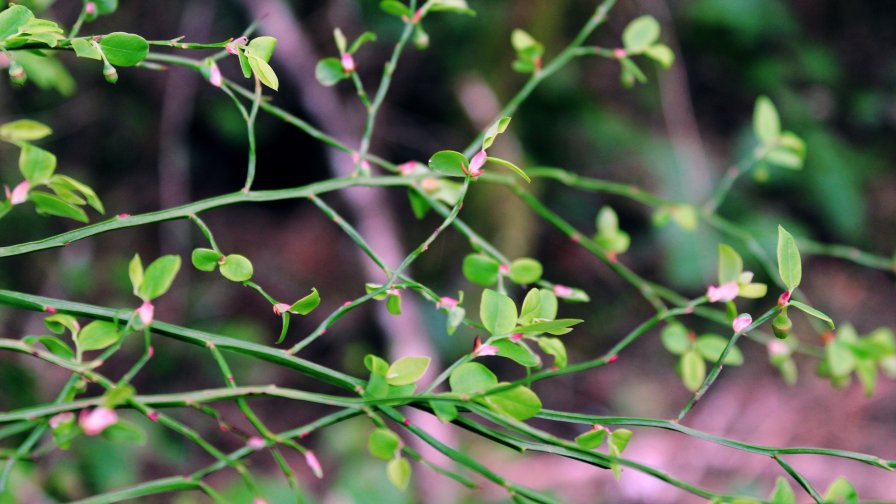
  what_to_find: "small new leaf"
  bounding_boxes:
[776,226,802,291]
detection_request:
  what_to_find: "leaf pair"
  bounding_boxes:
[448,362,541,420]
[130,254,181,301]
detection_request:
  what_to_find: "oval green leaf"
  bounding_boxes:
[139,255,182,300]
[508,258,542,285]
[77,320,121,352]
[386,356,430,386]
[428,150,467,177]
[368,428,401,460]
[480,289,517,336]
[219,254,253,282]
[449,362,497,394]
[99,32,149,67]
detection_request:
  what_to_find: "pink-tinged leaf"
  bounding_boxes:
[137,300,154,326]
[305,450,324,478]
[79,407,118,436]
[341,53,355,73]
[10,181,29,205]
[706,281,738,303]
[208,62,222,87]
[732,313,752,333]
[468,150,487,175]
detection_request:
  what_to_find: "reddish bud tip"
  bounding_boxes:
[273,303,291,316]
[613,48,627,59]
[499,264,510,275]
[777,291,791,306]
[49,412,74,429]
[403,419,410,426]
[85,2,96,15]
[438,297,458,310]
[148,410,160,422]
[219,424,229,432]
[468,150,487,176]
[398,162,417,175]
[117,213,130,219]
[44,306,57,313]
[148,346,155,358]
[510,333,523,342]
[607,354,619,363]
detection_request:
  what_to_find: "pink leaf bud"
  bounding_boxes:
[472,335,498,357]
[79,407,118,436]
[767,339,789,357]
[398,162,417,175]
[273,303,291,316]
[208,62,222,87]
[305,450,324,479]
[613,48,627,59]
[499,264,509,275]
[147,410,160,422]
[732,313,752,334]
[226,36,248,55]
[509,333,523,342]
[137,300,154,326]
[437,297,458,309]
[553,284,573,298]
[777,290,791,306]
[85,2,96,15]
[49,412,74,429]
[253,499,268,504]
[247,436,266,450]
[706,281,739,303]
[468,150,487,176]
[10,181,29,205]
[341,53,355,73]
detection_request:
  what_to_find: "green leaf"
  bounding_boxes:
[333,28,347,54]
[738,282,767,299]
[364,354,389,375]
[596,206,619,236]
[289,288,320,315]
[518,288,542,325]
[537,337,567,368]
[789,300,835,329]
[717,244,743,284]
[99,32,149,67]
[680,350,706,392]
[575,428,607,449]
[380,1,410,17]
[248,36,277,62]
[348,31,377,54]
[315,57,346,87]
[660,323,690,355]
[776,226,802,291]
[508,258,542,285]
[19,144,56,184]
[753,96,781,145]
[514,319,583,335]
[480,289,517,336]
[386,356,430,386]
[101,385,135,408]
[237,47,252,78]
[50,175,103,213]
[365,371,389,398]
[387,457,411,491]
[826,341,856,377]
[671,204,698,231]
[855,359,876,397]
[430,400,458,423]
[365,283,388,300]
[486,156,530,182]
[368,428,401,460]
[449,362,497,395]
[462,253,500,286]
[492,340,540,367]
[138,255,181,300]
[0,119,51,142]
[191,248,221,272]
[482,117,511,150]
[429,0,475,16]
[622,15,660,53]
[128,254,144,296]
[428,150,468,177]
[219,254,253,282]
[23,335,74,359]
[609,428,633,455]
[44,314,79,336]
[248,55,279,91]
[101,420,146,445]
[386,293,402,315]
[766,147,803,169]
[482,383,541,420]
[536,289,558,319]
[822,477,858,502]
[446,305,465,336]
[0,5,33,41]
[70,38,102,60]
[406,188,431,219]
[77,321,120,352]
[696,334,743,366]
[30,192,87,222]
[644,43,674,68]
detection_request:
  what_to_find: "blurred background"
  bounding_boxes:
[1,0,895,502]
